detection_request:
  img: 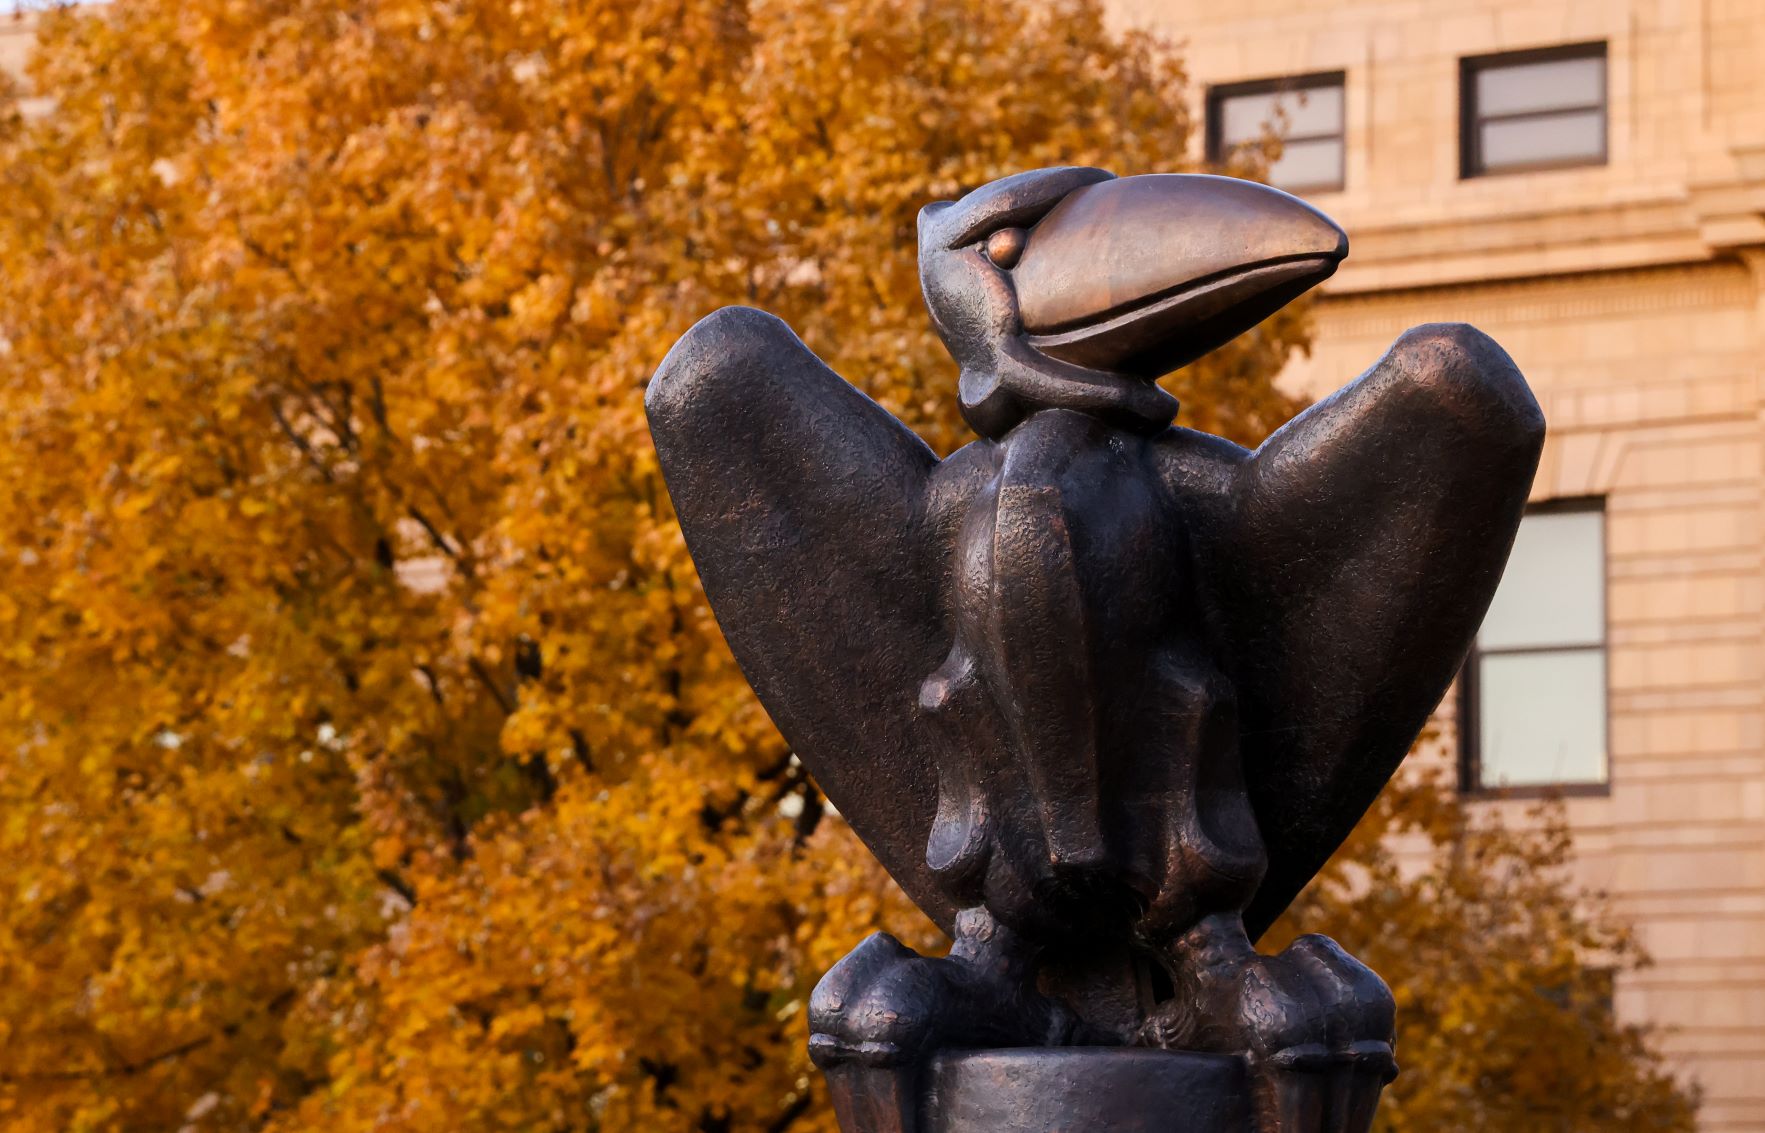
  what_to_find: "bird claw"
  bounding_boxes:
[1245,939,1397,1133]
[1139,925,1397,1133]
[1241,938,1400,1133]
[808,1033,911,1070]
[808,926,1098,1133]
[808,925,1087,1070]
[809,931,945,1068]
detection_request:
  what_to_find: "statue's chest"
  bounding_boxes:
[951,411,1185,641]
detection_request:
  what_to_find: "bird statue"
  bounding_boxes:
[646,167,1544,1133]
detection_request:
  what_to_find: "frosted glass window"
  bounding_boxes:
[1219,92,1282,144]
[1480,111,1605,169]
[1268,139,1346,196]
[1219,86,1343,143]
[1209,73,1346,193]
[1462,45,1606,176]
[1477,651,1608,787]
[1479,509,1604,650]
[1467,503,1608,790]
[1474,57,1604,117]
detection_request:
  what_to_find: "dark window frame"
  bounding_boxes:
[1459,42,1608,179]
[1205,70,1348,193]
[1459,496,1612,799]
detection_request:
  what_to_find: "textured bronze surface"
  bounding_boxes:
[647,167,1544,1133]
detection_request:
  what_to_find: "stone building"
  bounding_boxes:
[1108,0,1765,1126]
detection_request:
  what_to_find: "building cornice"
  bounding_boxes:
[1324,148,1765,296]
[1317,259,1755,336]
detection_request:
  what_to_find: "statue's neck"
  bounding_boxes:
[959,344,1178,441]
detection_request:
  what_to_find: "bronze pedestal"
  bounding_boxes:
[915,1049,1248,1132]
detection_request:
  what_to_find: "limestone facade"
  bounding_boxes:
[1108,0,1765,1126]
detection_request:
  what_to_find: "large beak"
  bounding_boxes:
[1012,174,1348,378]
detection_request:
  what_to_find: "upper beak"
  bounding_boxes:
[1011,174,1348,378]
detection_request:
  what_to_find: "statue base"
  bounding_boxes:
[827,1048,1251,1133]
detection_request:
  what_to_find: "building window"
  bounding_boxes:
[1462,500,1608,792]
[1206,72,1346,194]
[1460,43,1607,177]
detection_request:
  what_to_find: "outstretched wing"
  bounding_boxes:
[1194,323,1545,941]
[647,306,960,932]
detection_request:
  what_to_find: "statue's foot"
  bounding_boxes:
[809,915,1092,1070]
[809,931,942,1068]
[1142,923,1396,1133]
[810,910,1109,1133]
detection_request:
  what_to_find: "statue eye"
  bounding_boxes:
[984,227,1027,269]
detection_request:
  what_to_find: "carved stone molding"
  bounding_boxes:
[1318,261,1755,341]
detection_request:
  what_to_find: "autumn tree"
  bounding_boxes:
[0,1,1693,1131]
[1269,765,1698,1131]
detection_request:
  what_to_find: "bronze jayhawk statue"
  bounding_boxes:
[647,167,1543,1133]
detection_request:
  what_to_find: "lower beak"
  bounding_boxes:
[1011,174,1348,378]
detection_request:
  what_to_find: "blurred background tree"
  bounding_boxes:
[0,0,1694,1130]
[1267,767,1698,1131]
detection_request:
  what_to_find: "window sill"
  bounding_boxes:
[1459,781,1612,801]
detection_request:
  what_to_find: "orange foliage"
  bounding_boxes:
[1269,768,1698,1132]
[0,1,1690,1130]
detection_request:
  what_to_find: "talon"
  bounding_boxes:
[808,910,1085,1069]
[852,1040,908,1068]
[807,1033,845,1068]
[1150,924,1398,1133]
[1264,1042,1333,1072]
[1346,1039,1399,1084]
[808,1033,910,1070]
[812,932,916,1024]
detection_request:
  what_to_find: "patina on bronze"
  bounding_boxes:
[647,168,1544,1133]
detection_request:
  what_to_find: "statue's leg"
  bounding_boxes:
[1140,914,1397,1133]
[809,907,1097,1132]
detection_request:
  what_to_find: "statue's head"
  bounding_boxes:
[918,167,1347,439]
